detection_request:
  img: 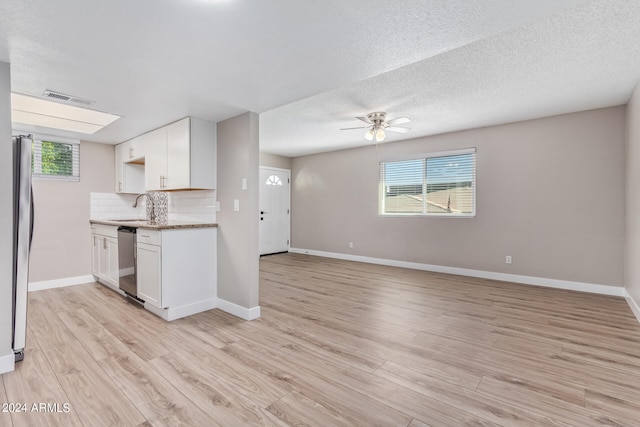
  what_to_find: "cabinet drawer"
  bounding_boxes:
[137,229,161,245]
[91,224,118,238]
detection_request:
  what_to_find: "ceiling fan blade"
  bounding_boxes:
[340,126,369,130]
[355,116,372,124]
[386,126,410,133]
[386,117,411,125]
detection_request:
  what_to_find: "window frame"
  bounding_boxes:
[379,147,476,218]
[28,133,80,182]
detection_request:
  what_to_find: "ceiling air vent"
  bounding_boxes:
[42,89,95,106]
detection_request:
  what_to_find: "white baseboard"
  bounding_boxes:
[29,275,96,292]
[289,248,625,297]
[168,299,218,321]
[145,299,218,321]
[0,352,15,374]
[624,290,640,324]
[218,298,261,320]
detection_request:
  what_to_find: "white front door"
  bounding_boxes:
[259,167,290,255]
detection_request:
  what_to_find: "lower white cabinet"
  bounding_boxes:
[91,225,119,288]
[136,227,217,320]
[137,241,161,307]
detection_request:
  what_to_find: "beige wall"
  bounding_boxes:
[29,141,114,282]
[0,62,13,363]
[626,83,640,301]
[260,152,292,170]
[217,112,260,310]
[292,107,625,287]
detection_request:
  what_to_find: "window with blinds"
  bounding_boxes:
[32,139,80,181]
[379,148,476,217]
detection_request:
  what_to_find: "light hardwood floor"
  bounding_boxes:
[2,253,640,426]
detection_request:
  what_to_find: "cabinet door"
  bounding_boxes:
[137,242,162,307]
[166,118,190,190]
[115,143,127,193]
[107,237,119,286]
[128,136,145,160]
[98,236,109,279]
[91,233,100,276]
[145,128,167,191]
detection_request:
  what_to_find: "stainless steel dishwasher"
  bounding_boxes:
[117,226,138,299]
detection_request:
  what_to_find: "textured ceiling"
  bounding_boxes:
[1,0,634,157]
[261,0,640,156]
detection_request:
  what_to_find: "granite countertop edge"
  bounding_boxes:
[90,219,218,230]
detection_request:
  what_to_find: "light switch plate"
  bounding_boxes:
[242,178,247,190]
[234,199,240,211]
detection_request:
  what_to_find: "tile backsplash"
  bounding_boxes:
[90,193,145,220]
[167,190,217,223]
[90,190,216,223]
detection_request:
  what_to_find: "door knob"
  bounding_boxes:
[260,211,267,214]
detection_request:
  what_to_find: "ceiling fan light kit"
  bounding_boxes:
[340,111,411,143]
[365,128,375,141]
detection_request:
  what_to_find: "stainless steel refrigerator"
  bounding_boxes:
[12,135,33,362]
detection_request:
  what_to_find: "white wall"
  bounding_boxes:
[0,61,14,372]
[260,152,292,170]
[217,112,260,318]
[28,141,114,283]
[291,107,625,289]
[625,82,640,308]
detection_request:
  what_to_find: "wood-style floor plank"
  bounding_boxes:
[1,252,639,426]
[98,353,219,427]
[149,350,286,426]
[0,377,12,427]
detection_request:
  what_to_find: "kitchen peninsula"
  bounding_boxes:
[89,219,218,321]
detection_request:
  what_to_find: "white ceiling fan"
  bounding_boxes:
[340,112,411,142]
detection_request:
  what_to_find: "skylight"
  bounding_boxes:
[11,93,120,134]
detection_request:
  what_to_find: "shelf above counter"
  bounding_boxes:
[90,219,218,230]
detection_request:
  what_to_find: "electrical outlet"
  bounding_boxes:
[506,256,512,264]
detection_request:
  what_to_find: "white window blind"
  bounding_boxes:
[32,139,80,181]
[379,148,476,217]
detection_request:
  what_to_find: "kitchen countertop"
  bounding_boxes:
[90,219,218,230]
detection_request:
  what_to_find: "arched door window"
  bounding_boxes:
[266,175,283,186]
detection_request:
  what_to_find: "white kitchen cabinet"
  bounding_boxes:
[91,225,119,288]
[127,135,146,161]
[136,229,162,308]
[115,139,145,194]
[166,118,191,189]
[92,234,100,276]
[144,128,167,191]
[115,142,126,193]
[136,227,217,320]
[145,117,216,191]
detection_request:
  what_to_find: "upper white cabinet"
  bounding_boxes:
[145,117,216,191]
[115,143,126,193]
[144,128,167,191]
[126,135,146,162]
[115,137,146,194]
[115,117,216,193]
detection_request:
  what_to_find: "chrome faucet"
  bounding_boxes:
[133,193,156,224]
